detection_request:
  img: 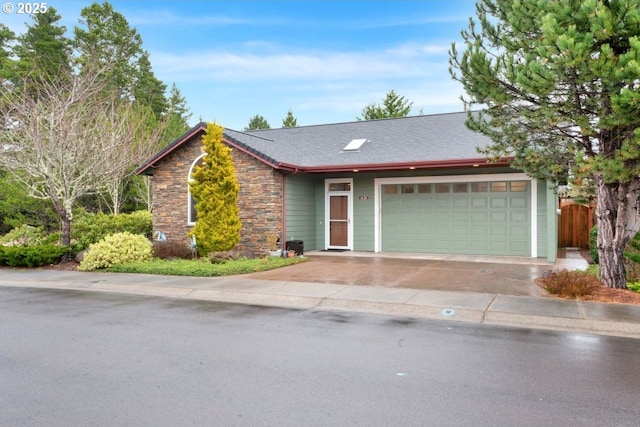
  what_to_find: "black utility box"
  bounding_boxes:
[285,240,304,255]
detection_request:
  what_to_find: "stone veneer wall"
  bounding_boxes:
[150,133,283,256]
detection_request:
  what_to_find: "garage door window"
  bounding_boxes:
[401,184,415,194]
[471,182,488,192]
[418,184,431,193]
[490,181,507,192]
[511,181,528,192]
[435,183,450,193]
[453,183,468,193]
[383,184,397,194]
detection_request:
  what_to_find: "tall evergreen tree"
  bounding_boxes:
[189,122,241,255]
[358,90,413,120]
[13,7,71,85]
[133,52,167,118]
[282,109,298,127]
[245,114,270,130]
[0,24,16,82]
[74,1,168,113]
[74,2,144,97]
[161,82,192,144]
[449,0,640,289]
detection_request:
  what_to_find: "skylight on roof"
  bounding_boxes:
[342,138,368,151]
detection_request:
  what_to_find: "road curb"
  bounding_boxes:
[484,312,640,338]
[2,280,640,338]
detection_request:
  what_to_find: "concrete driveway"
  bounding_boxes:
[248,253,553,297]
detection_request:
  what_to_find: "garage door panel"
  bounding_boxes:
[452,240,469,250]
[491,197,508,208]
[471,241,489,251]
[433,226,452,236]
[511,197,528,208]
[511,212,527,222]
[510,225,527,236]
[510,241,528,253]
[470,226,488,236]
[471,198,488,208]
[490,241,508,252]
[433,212,451,222]
[453,198,469,209]
[382,179,530,256]
[490,212,508,222]
[433,199,450,209]
[452,227,469,236]
[471,211,488,222]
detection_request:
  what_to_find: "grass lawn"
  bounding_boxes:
[105,256,306,277]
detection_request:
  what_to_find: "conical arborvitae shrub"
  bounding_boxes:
[189,122,241,255]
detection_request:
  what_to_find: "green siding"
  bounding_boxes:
[536,180,547,258]
[314,181,325,249]
[353,177,375,251]
[284,174,317,250]
[546,181,558,262]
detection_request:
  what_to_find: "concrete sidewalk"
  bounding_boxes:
[1,266,640,338]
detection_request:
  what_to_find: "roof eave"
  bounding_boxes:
[293,157,513,173]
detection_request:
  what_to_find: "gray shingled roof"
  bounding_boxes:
[226,112,494,169]
[137,112,499,175]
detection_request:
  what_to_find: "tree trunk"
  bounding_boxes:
[60,215,72,247]
[52,201,73,247]
[595,178,640,289]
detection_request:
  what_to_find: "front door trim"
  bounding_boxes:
[325,178,353,250]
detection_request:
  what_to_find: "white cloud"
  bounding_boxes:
[152,43,450,83]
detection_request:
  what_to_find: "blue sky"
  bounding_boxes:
[4,1,478,130]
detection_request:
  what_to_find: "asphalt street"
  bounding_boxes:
[1,287,639,427]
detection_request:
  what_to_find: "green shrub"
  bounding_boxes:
[539,269,600,298]
[628,282,640,293]
[0,224,47,246]
[0,243,68,267]
[72,210,152,249]
[78,232,153,271]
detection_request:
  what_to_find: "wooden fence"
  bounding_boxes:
[558,203,595,249]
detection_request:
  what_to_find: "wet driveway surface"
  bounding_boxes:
[249,255,552,297]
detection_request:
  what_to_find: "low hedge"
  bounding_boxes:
[0,243,69,267]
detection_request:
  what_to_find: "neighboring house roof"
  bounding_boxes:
[136,112,507,175]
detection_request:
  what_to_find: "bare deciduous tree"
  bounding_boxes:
[0,63,164,245]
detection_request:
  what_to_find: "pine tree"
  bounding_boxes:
[358,90,413,120]
[189,122,241,255]
[449,0,640,288]
[161,83,192,146]
[13,7,71,86]
[74,2,144,97]
[0,24,15,83]
[282,109,298,127]
[244,114,270,130]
